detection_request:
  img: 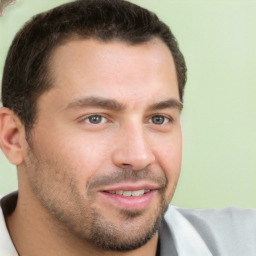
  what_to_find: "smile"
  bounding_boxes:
[106,189,151,197]
[99,187,157,210]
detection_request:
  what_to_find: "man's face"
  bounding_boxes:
[23,39,182,250]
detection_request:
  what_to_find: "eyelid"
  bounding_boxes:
[148,114,174,124]
[77,113,174,125]
[78,113,110,124]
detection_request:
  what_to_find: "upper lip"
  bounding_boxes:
[100,183,159,192]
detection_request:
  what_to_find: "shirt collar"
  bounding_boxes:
[160,205,213,256]
[0,195,19,256]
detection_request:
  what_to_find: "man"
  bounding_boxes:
[0,0,255,255]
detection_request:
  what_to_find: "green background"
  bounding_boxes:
[0,0,256,209]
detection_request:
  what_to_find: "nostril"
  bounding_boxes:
[122,163,132,168]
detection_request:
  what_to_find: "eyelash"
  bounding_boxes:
[80,114,173,126]
[148,114,173,125]
[81,114,109,125]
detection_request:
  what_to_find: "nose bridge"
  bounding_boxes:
[112,120,155,170]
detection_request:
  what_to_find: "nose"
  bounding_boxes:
[112,124,156,170]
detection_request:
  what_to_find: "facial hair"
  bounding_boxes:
[24,148,172,251]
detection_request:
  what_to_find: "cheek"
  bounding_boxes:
[31,122,115,184]
[153,132,182,187]
[162,148,182,184]
[54,136,111,179]
[155,130,182,165]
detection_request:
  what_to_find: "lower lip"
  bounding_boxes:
[99,190,156,210]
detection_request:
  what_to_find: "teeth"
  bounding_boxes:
[107,189,150,197]
[131,190,144,196]
[116,190,123,195]
[123,191,132,196]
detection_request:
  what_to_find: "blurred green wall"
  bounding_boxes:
[0,0,256,208]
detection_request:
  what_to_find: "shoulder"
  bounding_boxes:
[175,206,256,236]
[168,206,256,255]
[176,206,256,228]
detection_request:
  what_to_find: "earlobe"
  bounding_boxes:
[0,107,26,165]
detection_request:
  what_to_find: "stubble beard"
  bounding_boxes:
[85,197,169,251]
[25,148,171,252]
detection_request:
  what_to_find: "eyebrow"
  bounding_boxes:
[66,96,125,111]
[66,96,183,112]
[148,99,183,111]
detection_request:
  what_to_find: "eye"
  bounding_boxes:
[83,115,107,124]
[149,115,171,125]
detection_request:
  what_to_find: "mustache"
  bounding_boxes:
[86,168,167,191]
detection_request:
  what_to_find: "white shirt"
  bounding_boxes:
[0,198,18,256]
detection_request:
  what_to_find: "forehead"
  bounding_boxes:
[44,38,179,109]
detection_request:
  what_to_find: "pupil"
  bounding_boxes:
[89,116,101,124]
[153,116,164,124]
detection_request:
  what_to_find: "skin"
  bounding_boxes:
[0,38,182,256]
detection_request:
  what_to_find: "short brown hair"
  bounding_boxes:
[1,0,187,135]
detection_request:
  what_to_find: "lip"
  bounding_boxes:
[100,183,158,192]
[98,183,159,210]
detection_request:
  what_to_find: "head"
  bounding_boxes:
[1,0,186,136]
[0,0,186,253]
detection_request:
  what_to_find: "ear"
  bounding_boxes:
[0,107,26,165]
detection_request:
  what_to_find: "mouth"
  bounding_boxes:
[105,189,151,197]
[99,185,158,210]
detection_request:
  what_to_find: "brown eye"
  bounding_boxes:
[85,115,106,124]
[150,115,169,125]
